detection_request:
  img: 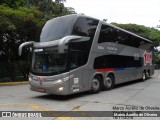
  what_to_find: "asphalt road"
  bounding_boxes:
[0,70,160,120]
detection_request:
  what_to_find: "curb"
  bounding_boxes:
[0,81,28,86]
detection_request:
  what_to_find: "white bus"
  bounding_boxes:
[19,14,154,95]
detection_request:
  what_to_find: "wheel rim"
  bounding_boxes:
[104,77,112,88]
[143,72,146,80]
[91,78,100,91]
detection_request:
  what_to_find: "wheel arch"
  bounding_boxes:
[107,72,115,79]
[92,73,104,83]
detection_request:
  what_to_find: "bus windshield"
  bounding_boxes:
[31,46,67,75]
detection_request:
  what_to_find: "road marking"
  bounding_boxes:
[68,101,94,120]
[0,103,50,111]
[28,103,51,111]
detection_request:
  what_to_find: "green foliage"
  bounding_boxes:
[0,0,75,59]
[0,0,24,8]
[24,0,75,19]
[0,0,75,81]
[112,23,160,45]
[155,54,160,64]
[0,5,43,30]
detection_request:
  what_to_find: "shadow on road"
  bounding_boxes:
[114,77,153,89]
[32,91,90,101]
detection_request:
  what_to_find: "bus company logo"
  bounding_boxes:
[143,51,152,65]
[106,43,117,53]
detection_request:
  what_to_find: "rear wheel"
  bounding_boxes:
[142,71,147,81]
[90,75,102,94]
[102,74,115,90]
[146,70,150,79]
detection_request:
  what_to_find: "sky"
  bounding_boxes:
[64,0,160,28]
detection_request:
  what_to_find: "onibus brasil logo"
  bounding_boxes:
[143,51,152,66]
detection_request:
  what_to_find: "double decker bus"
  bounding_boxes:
[19,14,154,95]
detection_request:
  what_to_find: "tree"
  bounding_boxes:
[0,0,75,81]
[0,0,24,8]
[24,0,74,18]
[0,5,44,80]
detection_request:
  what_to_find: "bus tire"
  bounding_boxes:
[90,75,102,94]
[146,70,150,79]
[102,74,115,91]
[141,71,147,81]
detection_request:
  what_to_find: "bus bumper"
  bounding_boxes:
[29,78,69,95]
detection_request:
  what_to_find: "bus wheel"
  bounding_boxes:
[142,71,147,81]
[102,74,115,90]
[146,70,150,79]
[90,75,102,94]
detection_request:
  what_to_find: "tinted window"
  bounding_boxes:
[31,47,67,76]
[69,41,90,70]
[98,24,153,50]
[68,17,99,70]
[98,25,117,43]
[70,50,87,70]
[117,31,140,48]
[72,17,99,38]
[94,55,143,69]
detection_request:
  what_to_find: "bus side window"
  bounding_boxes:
[98,24,117,43]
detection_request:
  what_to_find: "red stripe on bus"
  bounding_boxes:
[96,68,115,72]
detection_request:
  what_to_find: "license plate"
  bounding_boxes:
[37,88,45,92]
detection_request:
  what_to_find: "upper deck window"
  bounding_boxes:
[98,24,153,50]
[72,17,99,38]
[40,16,99,42]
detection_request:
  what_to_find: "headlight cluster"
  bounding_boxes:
[53,79,63,84]
[28,77,32,81]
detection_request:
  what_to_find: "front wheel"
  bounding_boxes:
[102,74,115,90]
[90,75,102,94]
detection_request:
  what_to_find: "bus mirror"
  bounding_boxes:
[58,36,90,53]
[18,41,34,56]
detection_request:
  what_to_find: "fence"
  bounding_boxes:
[0,61,29,82]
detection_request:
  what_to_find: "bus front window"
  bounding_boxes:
[31,46,67,75]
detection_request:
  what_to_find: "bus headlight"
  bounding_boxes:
[58,87,64,91]
[53,79,63,84]
[29,77,32,81]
